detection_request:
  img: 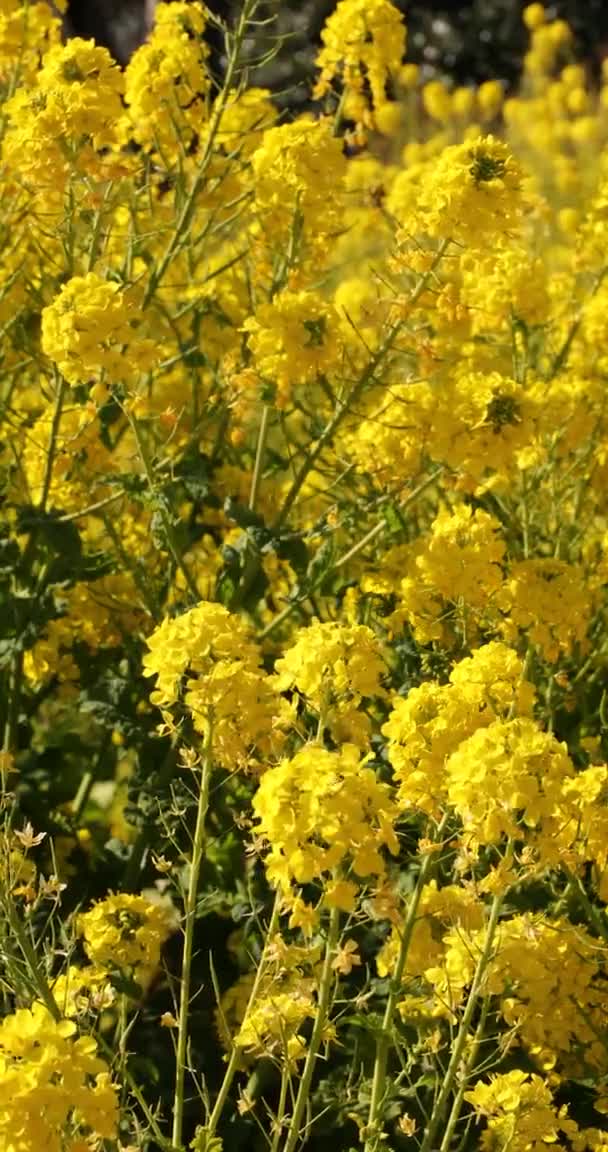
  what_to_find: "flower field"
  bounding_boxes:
[3,1,608,1149]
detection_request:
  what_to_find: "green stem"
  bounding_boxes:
[549,266,607,378]
[205,892,282,1138]
[172,736,214,1151]
[418,889,504,1152]
[364,819,448,1152]
[126,407,199,603]
[438,996,491,1152]
[273,239,451,534]
[271,1061,291,1152]
[3,374,67,764]
[249,404,270,512]
[334,467,444,572]
[39,374,68,514]
[144,0,258,305]
[281,905,341,1152]
[97,1031,174,1151]
[258,466,444,642]
[4,903,60,1020]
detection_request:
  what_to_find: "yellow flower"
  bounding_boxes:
[332,938,362,975]
[411,135,526,246]
[253,743,399,896]
[124,1,210,155]
[77,891,174,978]
[314,0,406,134]
[446,718,574,851]
[41,272,156,388]
[0,1001,118,1151]
[143,602,280,770]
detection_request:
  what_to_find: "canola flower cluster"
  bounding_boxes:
[4,1,608,1150]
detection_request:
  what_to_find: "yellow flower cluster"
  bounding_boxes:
[383,642,535,815]
[124,1,210,155]
[3,38,124,190]
[144,601,279,768]
[77,891,173,979]
[274,619,387,746]
[0,1002,118,1152]
[314,0,407,135]
[253,743,399,898]
[411,136,526,246]
[41,272,156,389]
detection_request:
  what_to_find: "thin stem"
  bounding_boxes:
[3,903,60,1021]
[438,996,491,1152]
[144,0,258,305]
[97,1031,174,1151]
[258,466,444,642]
[364,819,448,1152]
[271,1062,291,1152]
[172,736,214,1152]
[334,467,444,572]
[418,889,504,1152]
[3,374,67,761]
[273,240,451,534]
[205,892,282,1139]
[281,905,341,1152]
[249,404,270,512]
[549,266,607,379]
[57,490,124,523]
[39,374,68,514]
[125,406,199,603]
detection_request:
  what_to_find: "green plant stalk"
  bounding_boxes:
[204,892,282,1139]
[273,237,451,534]
[249,403,270,512]
[125,407,200,603]
[4,901,60,1020]
[281,904,341,1152]
[38,373,68,515]
[97,1030,174,1151]
[172,734,214,1152]
[549,266,607,379]
[334,466,444,572]
[258,465,445,641]
[270,1060,291,1152]
[437,995,491,1152]
[364,819,448,1152]
[418,889,504,1152]
[144,0,259,305]
[3,373,67,763]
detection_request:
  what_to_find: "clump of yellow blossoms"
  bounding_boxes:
[412,135,525,245]
[251,117,347,249]
[124,1,210,155]
[314,0,407,135]
[253,743,399,901]
[465,1071,576,1152]
[0,1001,118,1152]
[243,291,345,409]
[3,38,124,188]
[143,601,279,768]
[41,272,156,388]
[236,986,317,1063]
[498,557,593,661]
[77,891,173,979]
[446,717,573,851]
[398,504,505,644]
[0,0,62,86]
[383,643,535,815]
[274,620,388,746]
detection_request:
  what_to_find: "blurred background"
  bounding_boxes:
[63,0,608,99]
